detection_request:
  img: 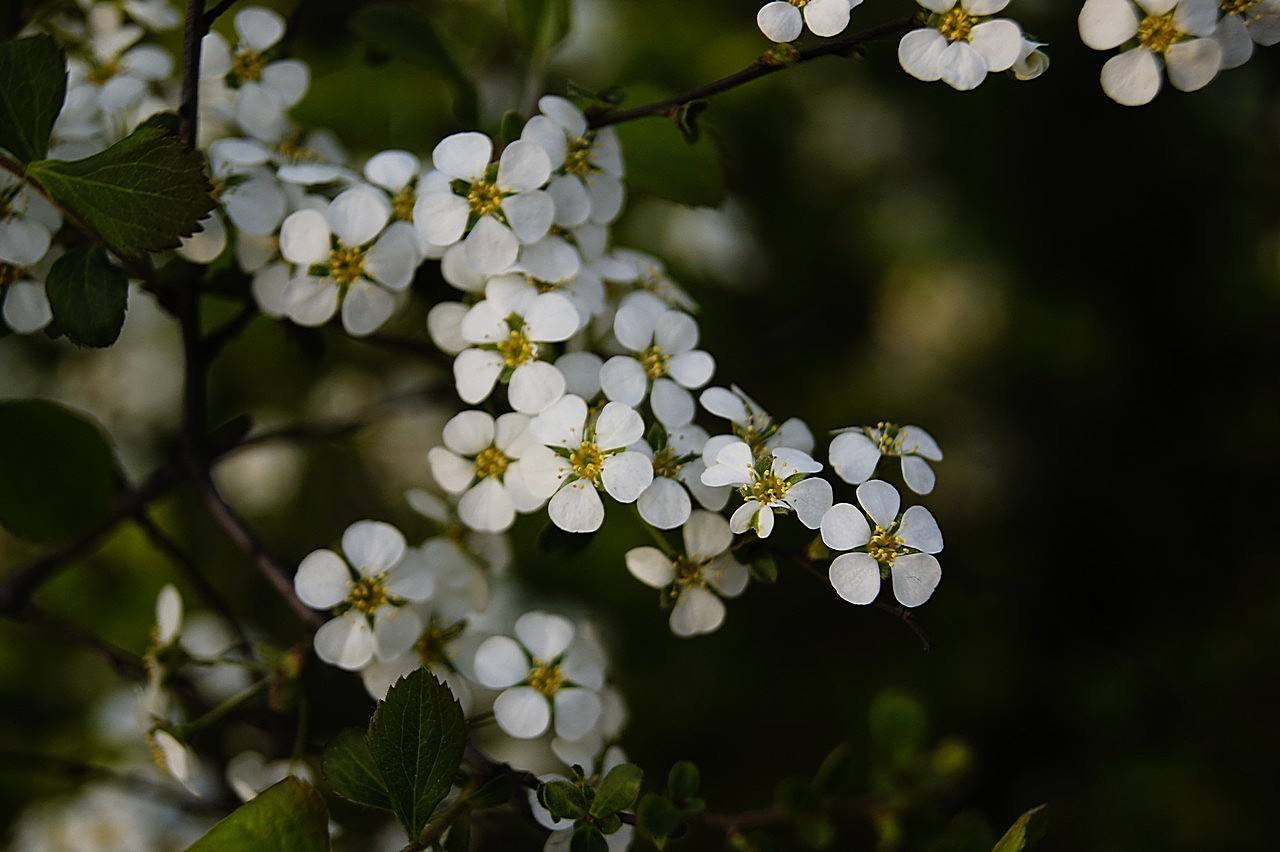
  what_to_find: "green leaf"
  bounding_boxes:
[637,793,682,839]
[500,110,527,144]
[506,0,571,54]
[322,728,392,812]
[590,763,643,818]
[0,399,117,542]
[27,113,214,261]
[869,689,927,769]
[666,761,699,801]
[569,824,608,852]
[928,812,995,852]
[350,1,478,125]
[749,553,778,584]
[0,35,67,163]
[614,93,724,207]
[44,244,128,347]
[187,777,330,852]
[366,668,467,840]
[991,805,1048,852]
[539,779,587,821]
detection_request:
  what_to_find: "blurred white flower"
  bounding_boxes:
[1079,0,1221,105]
[757,0,861,43]
[899,0,1024,90]
[200,6,309,143]
[225,751,314,802]
[828,422,943,495]
[521,95,625,227]
[428,410,546,532]
[1214,0,1280,69]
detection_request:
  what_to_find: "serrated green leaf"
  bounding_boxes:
[637,792,682,838]
[323,728,392,812]
[506,0,571,54]
[27,113,214,260]
[614,92,724,207]
[0,399,117,542]
[991,804,1048,852]
[350,1,477,125]
[590,763,642,818]
[44,244,128,347]
[0,35,67,163]
[869,689,927,769]
[539,779,587,820]
[186,777,330,852]
[366,668,467,840]
[666,761,699,801]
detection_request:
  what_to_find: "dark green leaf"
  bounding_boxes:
[323,728,392,812]
[187,777,330,852]
[44,244,128,347]
[614,92,724,207]
[350,1,477,124]
[0,35,67,163]
[637,793,682,838]
[506,0,571,54]
[590,763,642,818]
[666,761,699,801]
[539,779,587,820]
[569,823,608,852]
[869,689,927,769]
[796,814,836,849]
[27,114,214,260]
[366,668,467,840]
[468,773,518,809]
[992,804,1048,852]
[749,553,778,584]
[812,743,851,794]
[0,399,116,542]
[500,110,526,144]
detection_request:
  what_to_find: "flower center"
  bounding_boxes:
[874,421,904,455]
[474,446,511,479]
[672,556,707,588]
[1136,13,1179,52]
[391,186,416,221]
[867,527,908,566]
[570,441,605,481]
[348,575,389,614]
[640,344,669,379]
[276,139,322,162]
[652,446,682,479]
[788,0,809,7]
[528,659,564,696]
[414,626,448,665]
[0,263,26,287]
[87,59,120,84]
[1221,0,1260,14]
[563,136,596,176]
[749,470,790,504]
[937,8,975,42]
[467,180,504,216]
[328,245,365,286]
[496,328,537,367]
[230,50,267,84]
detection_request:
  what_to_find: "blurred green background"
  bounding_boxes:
[3,0,1280,849]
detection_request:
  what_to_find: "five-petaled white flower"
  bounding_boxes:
[414,132,554,275]
[67,4,173,122]
[521,95,626,227]
[455,276,578,414]
[473,611,605,740]
[602,292,716,429]
[899,0,1024,91]
[200,6,309,143]
[828,422,943,495]
[1215,0,1280,69]
[632,423,728,530]
[699,385,815,468]
[428,410,546,532]
[278,184,419,336]
[626,511,749,637]
[702,440,833,538]
[523,395,655,533]
[757,0,862,43]
[820,480,943,607]
[293,520,435,670]
[1079,0,1222,105]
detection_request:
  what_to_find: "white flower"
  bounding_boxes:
[828,422,943,495]
[514,235,606,329]
[413,132,554,274]
[522,395,654,533]
[626,511,749,636]
[1,172,62,268]
[1,246,60,335]
[428,410,546,532]
[208,138,290,235]
[898,0,1024,90]
[1079,0,1222,105]
[820,480,943,607]
[68,5,173,120]
[359,606,481,712]
[1214,0,1280,70]
[521,95,626,227]
[632,423,727,530]
[278,184,419,336]
[122,0,181,31]
[601,292,716,429]
[1012,38,1051,79]
[149,729,195,789]
[293,520,435,670]
[757,0,862,43]
[225,751,313,802]
[455,276,578,414]
[555,351,605,399]
[699,385,815,467]
[407,487,510,592]
[702,440,832,538]
[610,247,698,311]
[472,611,605,740]
[200,6,309,143]
[153,583,183,648]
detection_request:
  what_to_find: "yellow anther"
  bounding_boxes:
[328,246,365,286]
[474,446,511,479]
[570,441,605,481]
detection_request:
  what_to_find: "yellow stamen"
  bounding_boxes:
[570,441,605,481]
[474,446,511,479]
[652,446,682,479]
[328,246,365,286]
[563,136,595,176]
[640,344,669,380]
[0,263,26,287]
[1136,13,1179,52]
[496,329,537,367]
[467,180,503,216]
[230,50,267,84]
[867,527,908,566]
[1221,0,1261,14]
[873,421,904,456]
[391,186,416,222]
[749,471,790,504]
[937,8,975,42]
[673,556,707,589]
[414,625,448,665]
[87,60,120,84]
[528,659,564,696]
[348,575,389,614]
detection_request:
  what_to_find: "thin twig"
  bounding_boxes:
[588,18,917,129]
[178,0,205,148]
[204,0,240,25]
[19,604,147,677]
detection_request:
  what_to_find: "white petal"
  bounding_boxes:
[969,19,1022,72]
[364,223,418,291]
[829,431,881,484]
[120,45,172,80]
[549,479,605,532]
[454,348,505,404]
[594,401,645,449]
[1101,47,1163,106]
[414,192,470,246]
[314,612,375,670]
[428,448,477,494]
[613,292,663,351]
[820,502,871,551]
[898,28,948,82]
[519,235,581,282]
[757,2,803,43]
[708,557,749,598]
[508,362,567,415]
[1165,38,1221,93]
[899,426,943,461]
[856,480,900,529]
[262,59,309,106]
[940,40,989,91]
[600,356,647,406]
[699,386,748,424]
[283,275,338,326]
[785,477,833,529]
[547,174,591,227]
[892,553,941,607]
[531,394,589,447]
[427,301,470,354]
[224,175,286,235]
[901,456,936,495]
[295,549,350,609]
[803,0,852,38]
[501,190,555,244]
[667,350,715,389]
[497,139,552,191]
[494,686,551,738]
[201,32,232,77]
[341,280,396,336]
[155,584,183,646]
[464,216,520,274]
[278,209,330,265]
[682,510,733,561]
[373,607,422,661]
[342,520,406,575]
[651,379,695,429]
[235,6,285,51]
[584,173,625,224]
[1174,0,1219,37]
[638,476,692,530]
[234,82,286,143]
[539,94,589,136]
[475,635,531,688]
[433,132,492,181]
[555,351,604,399]
[899,505,943,553]
[602,452,654,504]
[516,611,576,659]
[962,0,1008,13]
[625,547,676,588]
[829,553,881,605]
[771,448,822,477]
[670,587,726,637]
[363,150,420,192]
[327,185,391,248]
[1215,13,1254,70]
[516,445,573,498]
[444,409,496,455]
[3,281,52,333]
[521,114,567,170]
[524,292,579,341]
[386,555,435,601]
[553,688,603,740]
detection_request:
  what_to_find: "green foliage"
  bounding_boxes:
[590,762,643,819]
[929,812,996,852]
[570,823,608,852]
[637,793,682,840]
[992,805,1048,852]
[749,552,778,583]
[539,779,588,821]
[44,244,128,347]
[0,35,66,163]
[501,110,527,144]
[26,114,214,261]
[613,89,725,207]
[506,0,571,55]
[350,1,478,124]
[667,761,700,802]
[322,728,392,812]
[366,668,468,840]
[186,778,330,852]
[0,399,116,543]
[869,689,928,770]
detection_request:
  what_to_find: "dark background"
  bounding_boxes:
[2,1,1279,849]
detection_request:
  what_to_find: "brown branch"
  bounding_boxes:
[19,604,147,677]
[587,18,917,129]
[204,0,240,25]
[178,0,205,148]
